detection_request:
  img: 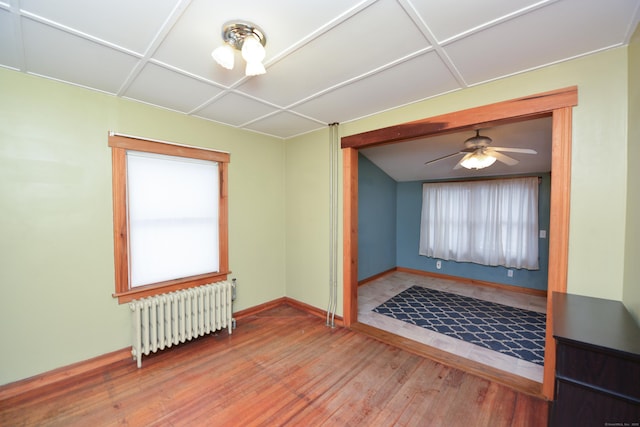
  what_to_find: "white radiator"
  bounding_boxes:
[129,280,235,368]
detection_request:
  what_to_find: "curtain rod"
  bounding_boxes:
[422,175,545,185]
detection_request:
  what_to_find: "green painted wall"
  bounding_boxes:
[284,129,340,311]
[624,26,640,324]
[0,68,286,385]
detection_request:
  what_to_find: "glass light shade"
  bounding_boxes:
[241,35,265,63]
[461,152,497,170]
[211,44,234,70]
[245,61,266,76]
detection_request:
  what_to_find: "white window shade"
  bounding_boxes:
[126,151,219,287]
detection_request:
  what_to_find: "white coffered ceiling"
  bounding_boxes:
[1,0,638,179]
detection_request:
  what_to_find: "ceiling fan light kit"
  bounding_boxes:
[212,21,267,76]
[425,129,538,171]
[460,130,496,170]
[460,150,497,170]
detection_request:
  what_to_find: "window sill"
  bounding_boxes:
[113,271,231,304]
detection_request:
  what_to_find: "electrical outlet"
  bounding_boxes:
[436,260,442,270]
[539,230,547,239]
[507,270,513,277]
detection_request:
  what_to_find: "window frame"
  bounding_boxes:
[108,133,230,304]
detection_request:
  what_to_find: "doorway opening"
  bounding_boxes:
[341,87,577,399]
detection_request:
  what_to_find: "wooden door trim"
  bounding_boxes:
[341,86,577,400]
[341,86,577,149]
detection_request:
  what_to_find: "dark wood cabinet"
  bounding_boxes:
[551,292,640,427]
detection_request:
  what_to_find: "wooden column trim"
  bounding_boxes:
[343,147,358,327]
[542,106,572,398]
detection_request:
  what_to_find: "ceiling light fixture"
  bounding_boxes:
[211,21,267,76]
[460,149,497,170]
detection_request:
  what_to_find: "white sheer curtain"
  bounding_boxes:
[419,177,539,269]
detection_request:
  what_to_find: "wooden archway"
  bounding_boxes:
[341,86,577,399]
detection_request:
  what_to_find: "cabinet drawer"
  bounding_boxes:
[552,380,640,427]
[556,341,640,401]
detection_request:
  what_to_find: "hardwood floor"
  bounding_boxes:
[0,304,547,426]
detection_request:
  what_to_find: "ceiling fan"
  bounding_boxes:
[425,130,537,170]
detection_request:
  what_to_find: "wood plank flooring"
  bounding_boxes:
[0,304,548,426]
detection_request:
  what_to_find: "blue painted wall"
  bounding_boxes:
[396,174,550,290]
[359,153,550,290]
[358,154,397,280]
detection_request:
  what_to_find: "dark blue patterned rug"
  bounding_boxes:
[373,286,546,365]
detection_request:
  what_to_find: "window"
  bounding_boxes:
[109,134,229,303]
[419,176,539,270]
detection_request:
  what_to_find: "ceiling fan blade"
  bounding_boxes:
[424,151,463,165]
[492,147,538,154]
[490,150,519,166]
[453,152,474,170]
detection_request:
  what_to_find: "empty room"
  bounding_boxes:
[1,1,639,426]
